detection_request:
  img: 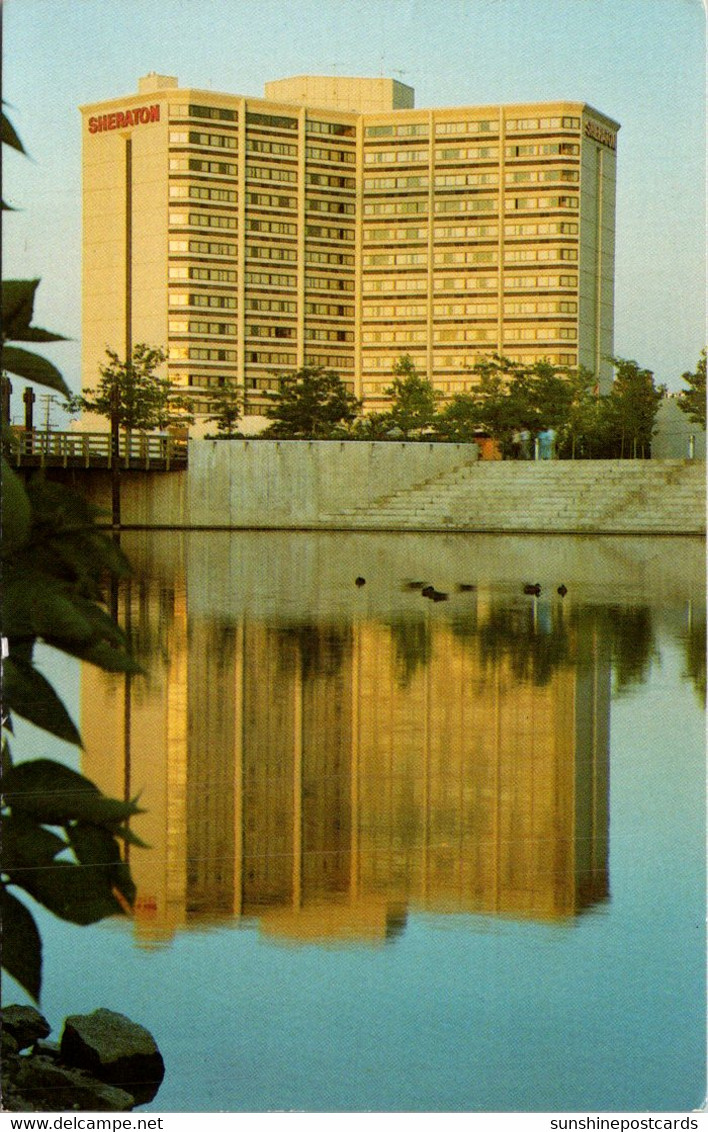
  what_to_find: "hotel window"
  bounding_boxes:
[187,213,237,229]
[188,240,236,255]
[307,120,356,138]
[189,267,237,282]
[188,131,237,149]
[246,111,297,130]
[189,294,236,308]
[189,104,237,122]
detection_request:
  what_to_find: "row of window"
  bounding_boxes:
[170,293,237,309]
[167,298,578,329]
[306,249,355,266]
[247,218,297,236]
[171,346,238,361]
[305,328,353,342]
[169,185,237,203]
[305,301,353,317]
[169,266,237,282]
[304,275,355,292]
[244,270,296,288]
[247,138,297,157]
[306,172,355,189]
[246,190,295,210]
[171,161,578,187]
[246,297,297,313]
[365,122,430,139]
[505,247,578,262]
[306,120,356,139]
[170,103,237,122]
[306,199,355,215]
[364,148,429,165]
[246,325,294,338]
[363,251,429,266]
[247,164,297,183]
[169,239,237,255]
[306,144,356,164]
[170,130,237,148]
[306,224,354,241]
[247,245,297,262]
[169,103,586,138]
[169,320,236,335]
[170,211,237,229]
[506,169,579,184]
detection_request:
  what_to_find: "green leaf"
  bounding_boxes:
[112,824,150,849]
[2,657,81,745]
[2,759,143,827]
[1,111,27,155]
[61,639,141,674]
[14,859,123,925]
[0,887,42,1001]
[0,460,31,556]
[67,823,136,908]
[1,812,67,872]
[0,345,70,396]
[2,279,39,337]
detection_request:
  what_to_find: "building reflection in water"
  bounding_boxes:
[82,585,612,947]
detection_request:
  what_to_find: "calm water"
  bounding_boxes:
[8,532,706,1113]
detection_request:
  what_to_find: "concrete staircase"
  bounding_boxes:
[317,459,706,534]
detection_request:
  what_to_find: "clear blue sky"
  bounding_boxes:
[3,0,706,398]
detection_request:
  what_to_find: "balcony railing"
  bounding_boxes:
[7,430,188,470]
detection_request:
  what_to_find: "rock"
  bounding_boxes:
[1,1005,51,1050]
[12,1056,135,1112]
[60,1009,164,1105]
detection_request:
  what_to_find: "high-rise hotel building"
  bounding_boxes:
[81,73,618,422]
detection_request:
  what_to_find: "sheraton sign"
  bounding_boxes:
[88,104,160,134]
[584,119,616,150]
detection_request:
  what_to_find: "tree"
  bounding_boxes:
[433,392,482,444]
[262,365,360,438]
[606,357,665,458]
[65,344,193,526]
[204,378,243,438]
[384,355,440,438]
[677,349,706,428]
[66,344,193,440]
[2,106,143,1003]
[453,355,529,455]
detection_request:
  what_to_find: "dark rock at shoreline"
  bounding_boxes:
[11,1056,135,1111]
[61,1009,165,1105]
[2,1005,51,1051]
[1,1005,163,1112]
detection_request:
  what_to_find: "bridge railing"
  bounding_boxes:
[7,430,188,470]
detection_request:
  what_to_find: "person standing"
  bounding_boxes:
[538,427,557,459]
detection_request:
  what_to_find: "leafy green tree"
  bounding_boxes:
[66,344,194,441]
[204,378,243,438]
[384,355,440,438]
[349,411,398,440]
[677,349,706,428]
[262,365,360,438]
[606,357,665,458]
[453,355,529,455]
[433,392,482,443]
[65,344,193,526]
[2,106,144,1003]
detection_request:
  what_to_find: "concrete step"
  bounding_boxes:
[318,459,705,533]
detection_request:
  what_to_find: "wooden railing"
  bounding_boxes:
[7,430,188,470]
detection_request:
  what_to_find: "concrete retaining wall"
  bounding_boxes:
[73,440,705,534]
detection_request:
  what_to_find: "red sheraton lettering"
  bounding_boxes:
[88,104,160,134]
[584,119,616,150]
